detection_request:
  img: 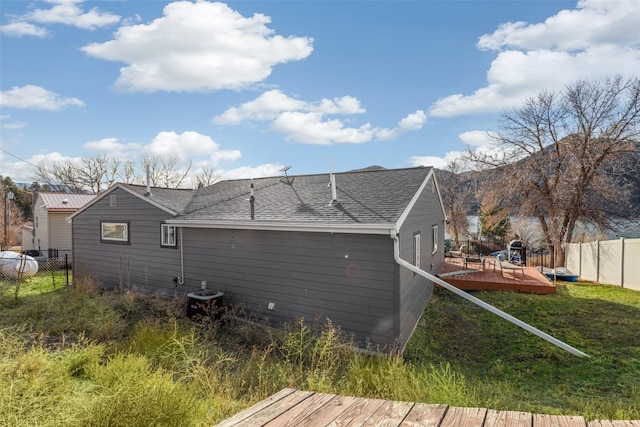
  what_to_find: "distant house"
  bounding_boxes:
[70,167,446,352]
[27,192,96,258]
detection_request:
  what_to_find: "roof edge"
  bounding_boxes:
[165,219,396,235]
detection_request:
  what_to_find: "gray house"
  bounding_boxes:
[71,166,445,351]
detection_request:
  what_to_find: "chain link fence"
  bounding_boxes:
[0,251,72,297]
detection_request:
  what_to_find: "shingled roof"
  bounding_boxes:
[176,166,434,226]
[122,184,195,215]
[71,167,438,232]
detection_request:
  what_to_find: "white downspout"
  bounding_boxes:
[390,229,588,357]
[178,227,185,285]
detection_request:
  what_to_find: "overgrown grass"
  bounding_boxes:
[1,277,639,425]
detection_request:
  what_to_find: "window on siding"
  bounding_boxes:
[101,222,129,244]
[161,224,177,247]
[413,232,421,269]
[432,225,438,254]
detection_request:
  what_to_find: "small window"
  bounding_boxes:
[109,195,117,207]
[413,232,421,269]
[101,222,129,244]
[432,225,439,254]
[161,224,177,247]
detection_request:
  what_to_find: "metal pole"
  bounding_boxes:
[3,183,7,250]
[392,231,588,357]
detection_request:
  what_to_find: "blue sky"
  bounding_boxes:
[1,0,638,185]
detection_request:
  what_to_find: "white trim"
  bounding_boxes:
[69,183,179,220]
[395,167,434,231]
[165,219,395,235]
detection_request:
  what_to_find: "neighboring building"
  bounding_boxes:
[27,192,96,258]
[71,167,446,352]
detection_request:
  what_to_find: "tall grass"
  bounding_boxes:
[1,276,639,424]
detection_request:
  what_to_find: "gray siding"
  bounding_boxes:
[397,175,445,351]
[72,188,182,296]
[180,228,398,349]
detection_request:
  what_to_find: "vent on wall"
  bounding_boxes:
[109,195,117,207]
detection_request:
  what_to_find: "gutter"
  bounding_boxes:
[390,229,588,357]
[167,220,395,235]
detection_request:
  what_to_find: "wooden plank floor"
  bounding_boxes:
[214,389,640,426]
[437,257,557,294]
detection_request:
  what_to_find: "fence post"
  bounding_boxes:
[65,253,69,286]
[621,238,625,288]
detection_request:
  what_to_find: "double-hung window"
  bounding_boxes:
[432,224,439,254]
[413,232,421,269]
[161,224,177,247]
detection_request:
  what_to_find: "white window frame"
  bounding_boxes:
[413,232,421,269]
[432,224,439,254]
[101,222,129,243]
[161,224,177,247]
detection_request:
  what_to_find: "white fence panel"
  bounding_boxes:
[580,241,599,283]
[623,239,640,291]
[566,244,581,276]
[566,238,640,290]
[599,240,622,286]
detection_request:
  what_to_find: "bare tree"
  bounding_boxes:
[191,166,221,188]
[436,159,472,247]
[34,154,206,193]
[142,155,192,188]
[466,76,640,265]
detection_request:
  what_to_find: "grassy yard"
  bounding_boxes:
[1,275,639,426]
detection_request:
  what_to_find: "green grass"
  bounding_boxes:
[404,283,640,420]
[1,277,639,425]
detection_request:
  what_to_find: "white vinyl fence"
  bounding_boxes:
[566,238,640,291]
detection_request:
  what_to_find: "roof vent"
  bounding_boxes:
[328,163,337,205]
[62,198,69,204]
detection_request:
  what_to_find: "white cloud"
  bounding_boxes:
[84,137,142,154]
[0,22,49,37]
[458,130,496,147]
[0,115,27,130]
[477,0,639,51]
[271,111,376,145]
[23,0,120,30]
[409,151,465,170]
[214,90,426,145]
[0,85,85,111]
[82,1,313,92]
[376,110,427,141]
[430,0,640,118]
[144,131,241,166]
[212,90,364,125]
[220,163,284,180]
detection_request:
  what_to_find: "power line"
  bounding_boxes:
[0,147,39,168]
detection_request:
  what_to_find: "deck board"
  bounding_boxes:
[399,403,448,426]
[438,258,556,294]
[214,389,640,427]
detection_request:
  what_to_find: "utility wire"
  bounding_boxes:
[0,147,39,168]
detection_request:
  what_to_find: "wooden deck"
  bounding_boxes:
[214,388,640,426]
[438,257,557,294]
